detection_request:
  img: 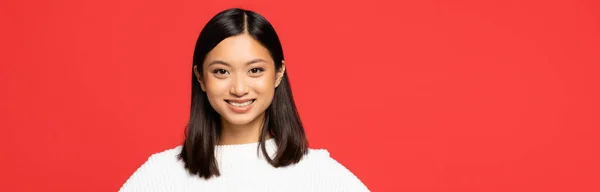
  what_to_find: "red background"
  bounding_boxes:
[1,0,599,191]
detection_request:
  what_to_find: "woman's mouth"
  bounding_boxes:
[226,99,255,107]
[225,99,256,113]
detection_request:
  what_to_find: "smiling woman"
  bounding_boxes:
[118,7,370,192]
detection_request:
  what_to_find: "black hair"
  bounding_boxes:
[178,8,308,179]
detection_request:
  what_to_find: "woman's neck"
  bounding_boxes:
[219,113,271,145]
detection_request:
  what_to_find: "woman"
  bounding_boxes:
[119,8,370,192]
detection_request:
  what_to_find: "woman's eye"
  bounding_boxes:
[213,69,228,75]
[249,68,264,74]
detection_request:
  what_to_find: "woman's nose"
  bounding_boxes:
[229,75,249,97]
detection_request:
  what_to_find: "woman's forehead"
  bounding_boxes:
[204,34,273,66]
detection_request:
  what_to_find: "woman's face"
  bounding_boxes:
[195,34,285,125]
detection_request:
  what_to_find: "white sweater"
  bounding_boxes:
[119,139,370,192]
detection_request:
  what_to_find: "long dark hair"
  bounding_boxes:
[178,8,308,179]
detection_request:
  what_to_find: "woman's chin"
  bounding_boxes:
[223,114,257,125]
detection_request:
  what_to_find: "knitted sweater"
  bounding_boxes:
[119,139,370,192]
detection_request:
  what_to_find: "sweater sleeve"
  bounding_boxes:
[317,150,371,192]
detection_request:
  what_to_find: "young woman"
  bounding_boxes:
[119,8,370,192]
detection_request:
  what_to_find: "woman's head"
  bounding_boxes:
[194,33,284,126]
[179,8,308,179]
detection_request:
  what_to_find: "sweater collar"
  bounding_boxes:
[215,138,278,162]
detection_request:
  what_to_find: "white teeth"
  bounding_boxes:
[228,100,253,107]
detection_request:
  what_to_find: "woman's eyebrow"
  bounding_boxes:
[207,58,268,67]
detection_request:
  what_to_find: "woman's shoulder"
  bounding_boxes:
[302,148,350,167]
[302,147,353,169]
[132,145,184,170]
[297,148,371,192]
[303,148,332,160]
[145,145,184,163]
[119,145,186,192]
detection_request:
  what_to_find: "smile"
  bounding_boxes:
[224,99,256,113]
[226,99,255,107]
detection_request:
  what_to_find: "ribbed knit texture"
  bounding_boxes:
[119,138,370,192]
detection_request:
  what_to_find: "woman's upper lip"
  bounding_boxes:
[225,98,255,102]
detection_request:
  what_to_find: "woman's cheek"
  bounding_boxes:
[255,76,276,90]
[207,78,229,92]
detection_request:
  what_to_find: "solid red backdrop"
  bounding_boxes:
[1,0,599,191]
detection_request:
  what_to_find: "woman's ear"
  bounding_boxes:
[275,60,286,88]
[193,65,206,91]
